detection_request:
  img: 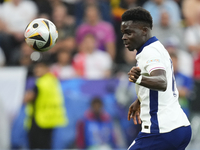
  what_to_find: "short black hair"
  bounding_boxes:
[121,7,153,29]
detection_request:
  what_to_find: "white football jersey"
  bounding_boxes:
[135,36,190,133]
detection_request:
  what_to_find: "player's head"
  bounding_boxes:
[121,7,153,51]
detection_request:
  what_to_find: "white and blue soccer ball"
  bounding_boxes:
[24,18,58,52]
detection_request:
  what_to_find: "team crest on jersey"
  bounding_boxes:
[146,59,160,64]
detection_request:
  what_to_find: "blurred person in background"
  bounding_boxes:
[73,34,112,79]
[164,40,193,78]
[152,11,185,51]
[76,4,116,60]
[49,3,76,53]
[24,61,68,149]
[143,0,181,26]
[184,10,200,145]
[50,49,77,80]
[76,96,117,150]
[75,0,113,26]
[39,3,76,64]
[18,42,34,66]
[184,11,200,80]
[0,0,38,65]
[32,0,52,19]
[169,51,193,118]
[111,0,139,65]
[60,0,79,17]
[9,41,34,66]
[182,0,200,26]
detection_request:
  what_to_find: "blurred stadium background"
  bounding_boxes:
[0,0,200,149]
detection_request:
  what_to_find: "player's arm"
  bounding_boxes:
[128,67,167,91]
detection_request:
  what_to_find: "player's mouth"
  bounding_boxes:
[125,44,129,48]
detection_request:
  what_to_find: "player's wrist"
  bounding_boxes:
[136,75,142,85]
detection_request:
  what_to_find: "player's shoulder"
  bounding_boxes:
[139,42,162,56]
[137,41,169,64]
[145,41,166,54]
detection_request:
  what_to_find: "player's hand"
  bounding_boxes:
[128,99,141,125]
[128,67,141,83]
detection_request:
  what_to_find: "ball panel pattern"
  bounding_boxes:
[24,18,58,52]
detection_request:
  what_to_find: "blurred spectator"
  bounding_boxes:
[19,55,32,68]
[50,50,77,80]
[165,40,193,77]
[182,0,200,26]
[10,42,34,66]
[169,51,193,117]
[143,0,181,25]
[0,0,38,65]
[73,34,112,79]
[61,0,80,16]
[49,3,76,54]
[112,0,143,17]
[184,10,200,144]
[0,47,5,66]
[184,11,200,79]
[75,0,113,26]
[32,0,52,19]
[120,0,139,9]
[152,11,185,50]
[76,4,116,60]
[110,0,139,64]
[76,96,116,150]
[24,61,68,149]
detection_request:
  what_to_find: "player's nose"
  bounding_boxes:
[122,34,127,40]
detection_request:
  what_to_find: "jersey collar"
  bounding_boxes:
[136,36,158,55]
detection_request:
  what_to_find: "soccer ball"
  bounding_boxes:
[24,18,58,52]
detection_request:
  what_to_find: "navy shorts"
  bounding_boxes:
[128,126,192,150]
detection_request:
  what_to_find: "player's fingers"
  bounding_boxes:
[130,74,139,79]
[133,113,138,125]
[129,78,134,82]
[128,107,133,120]
[127,110,131,121]
[130,67,140,72]
[128,71,133,75]
[136,111,141,124]
[132,69,141,76]
[128,70,140,77]
[136,67,141,72]
[129,75,138,83]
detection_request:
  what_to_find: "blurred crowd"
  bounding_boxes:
[0,0,200,149]
[0,0,198,79]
